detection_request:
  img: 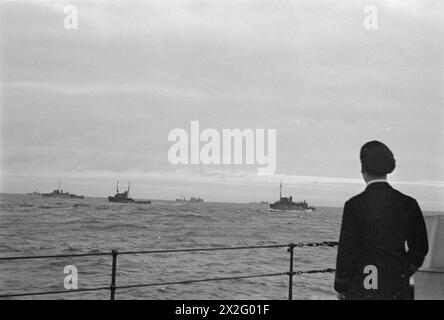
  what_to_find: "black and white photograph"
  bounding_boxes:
[0,0,443,308]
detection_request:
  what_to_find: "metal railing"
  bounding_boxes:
[0,241,338,300]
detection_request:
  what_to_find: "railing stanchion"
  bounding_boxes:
[110,249,118,300]
[0,241,338,299]
[287,243,295,300]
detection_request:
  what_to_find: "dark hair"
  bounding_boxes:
[360,141,396,175]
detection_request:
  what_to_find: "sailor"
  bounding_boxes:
[335,141,428,300]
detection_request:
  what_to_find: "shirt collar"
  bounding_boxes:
[366,178,387,187]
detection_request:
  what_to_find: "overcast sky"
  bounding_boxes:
[1,0,443,210]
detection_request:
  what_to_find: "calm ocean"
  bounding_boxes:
[2,193,436,300]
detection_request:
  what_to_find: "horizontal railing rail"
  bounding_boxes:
[0,241,338,300]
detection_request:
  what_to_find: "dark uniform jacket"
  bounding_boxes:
[335,182,428,299]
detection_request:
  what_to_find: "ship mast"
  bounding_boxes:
[127,181,131,195]
[58,180,61,192]
[280,179,282,200]
[116,181,119,193]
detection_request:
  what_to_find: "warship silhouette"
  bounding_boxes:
[175,192,186,202]
[108,181,151,204]
[27,191,41,196]
[187,197,203,203]
[176,193,204,203]
[269,181,315,212]
[41,182,84,199]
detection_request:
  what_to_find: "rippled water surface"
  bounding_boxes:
[0,193,348,299]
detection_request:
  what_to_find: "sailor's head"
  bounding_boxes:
[360,140,396,181]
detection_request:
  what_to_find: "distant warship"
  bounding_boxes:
[42,182,84,199]
[27,191,41,196]
[249,201,269,205]
[269,181,315,212]
[108,181,151,204]
[176,193,203,203]
[175,192,186,202]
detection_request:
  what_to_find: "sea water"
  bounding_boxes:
[2,193,434,300]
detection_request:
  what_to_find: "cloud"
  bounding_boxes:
[1,80,211,99]
[7,165,443,190]
[0,0,443,209]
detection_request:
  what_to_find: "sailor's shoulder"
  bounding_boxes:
[390,187,419,205]
[344,191,367,207]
